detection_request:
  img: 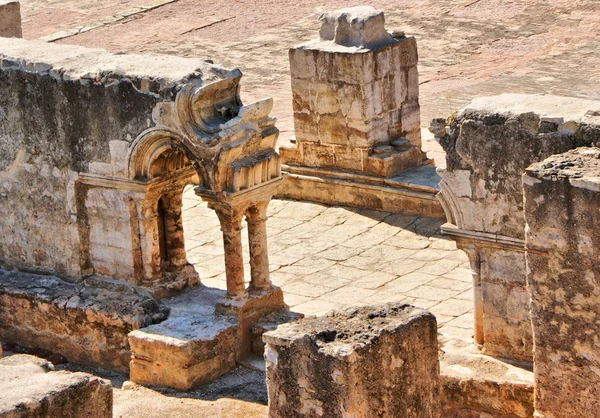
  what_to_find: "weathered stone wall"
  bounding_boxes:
[437,94,600,362]
[0,38,234,282]
[263,303,440,418]
[0,354,112,417]
[0,1,21,38]
[524,147,600,417]
[0,270,169,372]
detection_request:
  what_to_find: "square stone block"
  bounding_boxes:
[264,303,440,418]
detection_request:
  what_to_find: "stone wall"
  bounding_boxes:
[0,37,234,287]
[524,147,600,417]
[263,303,440,418]
[437,94,600,362]
[0,1,21,38]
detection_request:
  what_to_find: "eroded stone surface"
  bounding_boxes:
[0,271,168,372]
[524,147,600,417]
[436,93,600,363]
[0,354,112,418]
[263,303,440,418]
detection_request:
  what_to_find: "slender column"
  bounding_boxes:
[459,245,484,346]
[214,207,247,299]
[161,190,187,270]
[246,202,271,291]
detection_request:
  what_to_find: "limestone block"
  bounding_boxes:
[318,6,393,48]
[0,1,22,38]
[524,147,600,417]
[263,303,440,418]
[0,354,112,418]
[284,7,423,178]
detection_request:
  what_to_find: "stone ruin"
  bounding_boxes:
[0,35,288,391]
[2,3,600,418]
[279,6,443,219]
[436,94,600,364]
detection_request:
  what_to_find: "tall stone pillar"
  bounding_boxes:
[246,202,271,291]
[524,147,600,417]
[278,6,443,218]
[0,1,22,38]
[212,205,247,300]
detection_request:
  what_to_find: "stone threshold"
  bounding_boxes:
[278,164,445,219]
[439,335,534,418]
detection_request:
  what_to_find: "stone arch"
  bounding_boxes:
[126,127,205,184]
[124,128,201,296]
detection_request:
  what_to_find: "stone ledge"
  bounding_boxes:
[278,165,444,219]
[0,354,112,418]
[439,337,534,418]
[0,270,169,372]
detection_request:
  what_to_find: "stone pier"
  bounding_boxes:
[0,1,21,38]
[263,303,440,418]
[436,94,600,363]
[524,147,600,417]
[279,6,443,218]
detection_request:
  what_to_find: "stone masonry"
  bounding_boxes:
[436,94,600,363]
[0,1,21,38]
[524,147,600,417]
[0,354,113,418]
[263,303,440,418]
[279,6,443,218]
[0,36,287,386]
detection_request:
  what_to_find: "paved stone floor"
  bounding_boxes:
[182,186,473,341]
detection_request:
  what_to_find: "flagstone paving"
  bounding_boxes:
[182,186,473,342]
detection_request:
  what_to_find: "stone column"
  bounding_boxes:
[458,245,484,346]
[0,1,22,38]
[246,202,271,291]
[524,147,600,417]
[263,303,440,418]
[161,190,187,271]
[213,206,247,299]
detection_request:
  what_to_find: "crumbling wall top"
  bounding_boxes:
[459,93,600,125]
[0,37,238,95]
[525,147,600,191]
[264,303,434,355]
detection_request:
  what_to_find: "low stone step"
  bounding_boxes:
[0,354,112,418]
[439,336,534,418]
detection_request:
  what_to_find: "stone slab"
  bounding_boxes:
[0,354,112,418]
[278,165,445,219]
[439,337,534,418]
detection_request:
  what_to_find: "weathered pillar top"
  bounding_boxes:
[318,6,393,49]
[525,147,600,190]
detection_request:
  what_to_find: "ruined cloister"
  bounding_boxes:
[1,1,600,417]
